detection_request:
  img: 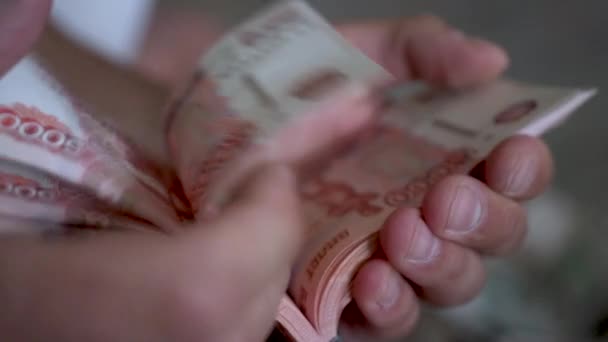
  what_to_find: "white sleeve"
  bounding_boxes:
[49,0,157,65]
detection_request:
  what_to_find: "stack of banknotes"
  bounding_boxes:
[0,0,596,341]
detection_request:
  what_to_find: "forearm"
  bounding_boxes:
[0,236,48,340]
[0,234,187,341]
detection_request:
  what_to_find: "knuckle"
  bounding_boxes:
[470,198,525,253]
[426,175,487,238]
[424,174,474,216]
[488,136,554,199]
[438,244,471,283]
[406,242,464,287]
[380,210,419,267]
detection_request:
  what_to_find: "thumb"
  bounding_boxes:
[0,0,52,76]
[338,16,509,88]
[168,164,304,335]
[198,164,306,281]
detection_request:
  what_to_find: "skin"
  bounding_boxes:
[0,1,554,341]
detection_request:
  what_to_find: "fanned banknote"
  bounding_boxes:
[0,55,181,230]
[0,0,597,341]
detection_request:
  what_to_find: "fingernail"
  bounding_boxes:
[406,219,440,263]
[445,186,483,234]
[376,271,401,311]
[503,156,537,197]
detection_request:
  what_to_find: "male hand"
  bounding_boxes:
[136,8,554,341]
[0,164,306,342]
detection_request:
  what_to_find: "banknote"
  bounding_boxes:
[0,157,157,232]
[168,0,390,217]
[198,0,392,133]
[0,54,181,230]
[0,214,66,236]
[34,25,176,175]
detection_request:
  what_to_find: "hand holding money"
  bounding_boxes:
[142,5,570,340]
[0,163,308,342]
[0,1,596,342]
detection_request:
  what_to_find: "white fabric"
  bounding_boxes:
[50,0,156,64]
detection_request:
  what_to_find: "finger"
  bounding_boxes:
[380,208,486,306]
[192,83,381,215]
[423,175,528,255]
[171,164,304,331]
[271,83,381,167]
[337,15,509,88]
[0,0,52,76]
[485,135,554,201]
[347,259,420,340]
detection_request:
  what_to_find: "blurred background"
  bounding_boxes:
[51,0,607,341]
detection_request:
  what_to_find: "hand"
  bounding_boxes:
[0,3,305,340]
[136,9,553,341]
[0,164,304,342]
[338,17,553,340]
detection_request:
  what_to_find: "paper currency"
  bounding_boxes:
[0,54,181,230]
[169,0,390,217]
[0,157,156,232]
[199,0,392,132]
